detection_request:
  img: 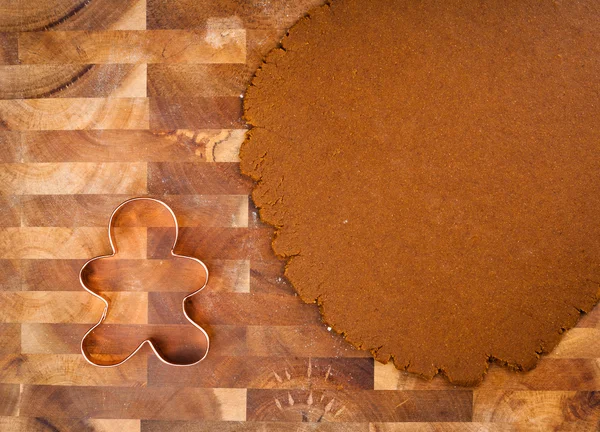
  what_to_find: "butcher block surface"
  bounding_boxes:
[0,1,599,431]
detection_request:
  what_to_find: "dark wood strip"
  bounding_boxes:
[19,385,246,420]
[369,424,566,432]
[0,260,20,291]
[0,131,20,162]
[0,64,145,99]
[20,195,248,228]
[147,0,325,30]
[375,358,600,391]
[148,356,374,390]
[0,324,19,354]
[148,64,251,98]
[0,195,19,227]
[148,163,253,195]
[0,384,20,415]
[22,129,245,163]
[250,260,295,295]
[0,33,17,65]
[246,325,370,359]
[149,227,274,260]
[148,292,320,326]
[247,389,473,422]
[21,259,247,293]
[150,97,244,130]
[22,323,247,358]
[20,260,82,291]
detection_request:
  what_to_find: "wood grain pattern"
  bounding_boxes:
[0,291,148,323]
[0,354,147,386]
[18,385,247,420]
[19,195,248,227]
[0,33,18,65]
[0,417,141,432]
[0,131,19,162]
[0,98,149,130]
[0,227,145,259]
[1,1,598,430]
[19,258,248,292]
[20,129,245,162]
[0,163,147,194]
[19,30,245,64]
[0,0,146,32]
[21,323,246,357]
[0,64,147,99]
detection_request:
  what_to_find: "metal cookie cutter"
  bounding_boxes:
[79,197,210,367]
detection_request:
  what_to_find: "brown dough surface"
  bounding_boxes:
[240,0,600,385]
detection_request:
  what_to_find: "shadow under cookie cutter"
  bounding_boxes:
[79,197,210,367]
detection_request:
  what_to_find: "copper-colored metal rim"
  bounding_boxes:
[79,197,210,367]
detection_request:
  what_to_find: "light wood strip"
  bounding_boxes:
[0,291,148,324]
[20,195,248,228]
[0,354,146,386]
[0,227,146,259]
[19,30,246,64]
[0,417,141,432]
[473,391,600,425]
[246,389,473,423]
[547,329,600,358]
[150,97,244,130]
[0,98,149,130]
[374,359,600,391]
[0,0,145,32]
[0,163,147,195]
[577,306,600,328]
[146,0,324,30]
[21,130,245,162]
[0,64,147,99]
[18,385,247,421]
[21,323,247,357]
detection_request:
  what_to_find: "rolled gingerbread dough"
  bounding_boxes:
[240,0,600,385]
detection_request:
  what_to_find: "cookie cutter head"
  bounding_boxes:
[79,197,210,367]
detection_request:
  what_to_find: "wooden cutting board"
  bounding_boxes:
[0,1,598,430]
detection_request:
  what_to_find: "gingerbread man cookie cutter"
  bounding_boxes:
[79,197,210,367]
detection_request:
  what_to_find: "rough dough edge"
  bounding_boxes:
[239,0,600,387]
